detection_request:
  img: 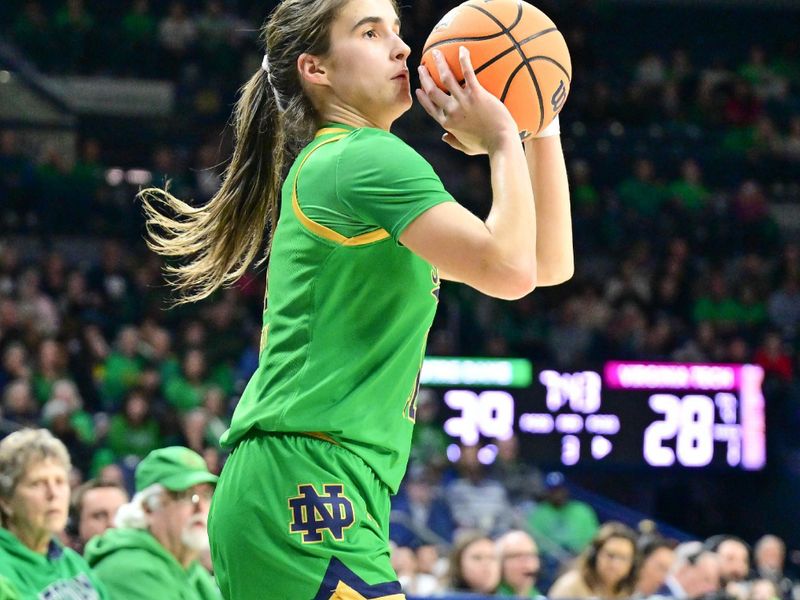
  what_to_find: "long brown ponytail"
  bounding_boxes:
[139,0,358,305]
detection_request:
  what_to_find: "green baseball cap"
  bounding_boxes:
[135,446,219,492]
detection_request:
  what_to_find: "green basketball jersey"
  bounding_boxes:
[221,123,454,493]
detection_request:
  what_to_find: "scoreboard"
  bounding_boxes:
[420,358,766,471]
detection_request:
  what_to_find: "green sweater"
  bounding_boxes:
[84,528,219,600]
[0,528,108,599]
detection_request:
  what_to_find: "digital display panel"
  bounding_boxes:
[422,359,766,471]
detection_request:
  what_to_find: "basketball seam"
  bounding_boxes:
[423,31,508,54]
[500,59,544,133]
[528,55,572,82]
[473,28,561,78]
[469,1,544,131]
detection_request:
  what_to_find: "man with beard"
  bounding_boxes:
[496,530,544,598]
[84,447,219,599]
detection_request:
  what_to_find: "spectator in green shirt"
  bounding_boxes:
[84,446,220,600]
[693,273,741,331]
[668,159,710,213]
[528,472,599,559]
[616,159,668,218]
[164,349,210,413]
[106,388,161,461]
[496,530,545,598]
[100,325,144,410]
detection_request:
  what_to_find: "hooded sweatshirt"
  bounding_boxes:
[84,528,219,600]
[0,528,108,599]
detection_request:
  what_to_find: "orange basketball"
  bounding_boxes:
[421,0,571,140]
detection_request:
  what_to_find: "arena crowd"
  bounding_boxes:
[1,0,799,598]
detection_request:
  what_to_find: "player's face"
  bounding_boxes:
[2,458,70,539]
[320,0,411,129]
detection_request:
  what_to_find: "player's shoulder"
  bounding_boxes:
[339,127,428,171]
[343,127,416,155]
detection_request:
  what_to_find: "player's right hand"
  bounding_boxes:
[416,46,519,156]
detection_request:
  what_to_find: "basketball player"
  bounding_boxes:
[140,0,572,597]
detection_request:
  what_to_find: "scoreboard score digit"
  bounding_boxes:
[422,358,766,471]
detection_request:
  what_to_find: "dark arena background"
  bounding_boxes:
[1,0,799,598]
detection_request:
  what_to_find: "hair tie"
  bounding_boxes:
[261,53,286,112]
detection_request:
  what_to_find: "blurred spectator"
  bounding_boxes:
[2,380,39,428]
[527,472,599,560]
[767,277,800,340]
[120,0,157,77]
[635,535,677,598]
[616,159,667,219]
[548,521,638,599]
[409,389,449,473]
[165,349,210,413]
[446,444,514,536]
[201,386,229,447]
[668,159,711,214]
[158,1,197,77]
[753,535,794,600]
[753,332,794,383]
[491,433,544,507]
[391,466,455,548]
[53,0,96,74]
[84,447,218,599]
[655,541,721,599]
[749,579,782,600]
[0,343,30,389]
[0,429,107,598]
[391,544,441,596]
[41,379,96,473]
[69,479,129,553]
[496,529,544,598]
[106,388,161,461]
[706,535,752,586]
[12,1,52,68]
[445,531,500,595]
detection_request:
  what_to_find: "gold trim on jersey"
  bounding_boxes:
[315,127,351,138]
[292,135,391,246]
[327,581,405,600]
[301,431,339,445]
[259,323,269,354]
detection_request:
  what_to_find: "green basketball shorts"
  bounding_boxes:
[208,432,406,600]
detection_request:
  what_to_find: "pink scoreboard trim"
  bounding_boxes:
[603,361,756,391]
[740,364,766,470]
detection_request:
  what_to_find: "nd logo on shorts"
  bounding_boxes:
[288,484,355,544]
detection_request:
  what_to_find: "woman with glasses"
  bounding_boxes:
[549,521,639,599]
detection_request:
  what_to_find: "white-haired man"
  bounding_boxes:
[654,541,721,599]
[84,447,219,599]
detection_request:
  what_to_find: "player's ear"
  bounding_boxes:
[298,53,330,87]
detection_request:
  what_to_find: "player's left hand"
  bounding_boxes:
[416,46,517,156]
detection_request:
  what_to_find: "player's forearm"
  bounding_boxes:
[524,135,574,286]
[484,133,538,298]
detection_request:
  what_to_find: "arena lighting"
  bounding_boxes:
[103,168,153,187]
[433,360,766,471]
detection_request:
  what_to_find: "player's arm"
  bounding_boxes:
[524,129,574,286]
[402,48,537,301]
